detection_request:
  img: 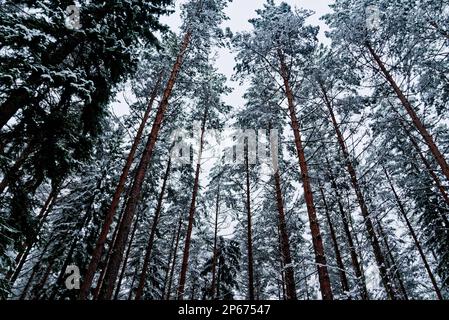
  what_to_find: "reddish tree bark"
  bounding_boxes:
[272,159,297,300]
[161,212,183,300]
[244,146,255,300]
[79,73,162,299]
[278,50,333,300]
[318,185,350,296]
[326,165,369,300]
[375,217,408,300]
[93,186,131,300]
[366,42,449,182]
[177,105,208,300]
[98,31,192,300]
[165,213,184,300]
[134,156,172,300]
[319,84,396,299]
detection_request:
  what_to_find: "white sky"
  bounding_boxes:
[161,0,333,109]
[113,0,333,116]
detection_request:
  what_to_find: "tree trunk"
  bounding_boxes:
[320,84,395,299]
[326,165,369,300]
[177,105,208,300]
[272,158,297,299]
[134,156,172,300]
[244,146,255,301]
[93,186,131,300]
[302,258,310,300]
[383,166,443,300]
[366,42,449,182]
[79,74,162,299]
[162,212,183,300]
[99,31,192,301]
[376,217,408,300]
[210,184,221,299]
[216,255,222,299]
[278,50,333,300]
[165,213,184,300]
[318,184,350,296]
[112,209,142,300]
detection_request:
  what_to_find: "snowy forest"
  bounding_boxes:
[0,0,448,301]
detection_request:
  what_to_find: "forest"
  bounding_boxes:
[0,0,448,301]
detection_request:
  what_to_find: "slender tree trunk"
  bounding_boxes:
[320,84,395,299]
[376,217,408,300]
[276,228,286,301]
[216,255,222,299]
[244,146,255,301]
[326,166,369,300]
[127,263,140,300]
[210,184,221,299]
[279,260,286,300]
[278,50,333,300]
[134,156,172,300]
[162,212,183,300]
[79,74,162,299]
[318,184,350,296]
[272,158,297,299]
[177,105,208,300]
[99,31,192,301]
[112,209,142,300]
[383,166,443,300]
[19,264,40,300]
[92,188,130,300]
[165,213,184,300]
[365,42,449,182]
[302,258,310,300]
[92,186,131,300]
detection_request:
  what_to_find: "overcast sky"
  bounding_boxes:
[113,0,334,116]
[163,0,333,107]
[161,0,333,109]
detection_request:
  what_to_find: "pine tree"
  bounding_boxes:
[233,1,333,300]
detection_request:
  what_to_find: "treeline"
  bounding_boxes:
[0,0,448,300]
